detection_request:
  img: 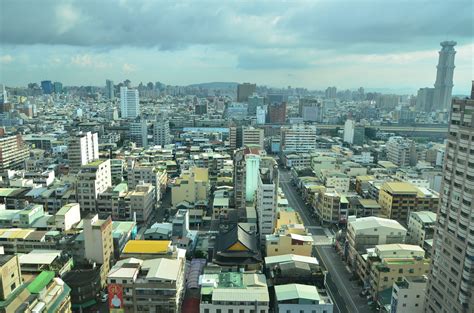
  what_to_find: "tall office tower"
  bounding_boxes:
[425,84,474,313]
[256,105,267,124]
[245,154,261,203]
[229,126,243,150]
[83,214,113,287]
[105,79,114,100]
[343,119,365,145]
[432,41,456,111]
[0,133,29,171]
[416,87,435,112]
[120,86,140,118]
[77,159,112,213]
[280,124,317,153]
[299,98,323,122]
[242,126,264,150]
[153,119,170,146]
[325,86,337,99]
[68,131,99,172]
[0,84,7,104]
[41,80,53,94]
[237,82,256,102]
[53,81,63,94]
[129,119,148,147]
[267,102,287,124]
[247,93,264,115]
[233,146,263,214]
[256,157,279,243]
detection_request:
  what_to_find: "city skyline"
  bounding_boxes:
[0,0,472,94]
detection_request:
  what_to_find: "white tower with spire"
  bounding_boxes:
[432,41,456,111]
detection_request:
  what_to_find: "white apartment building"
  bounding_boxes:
[68,131,99,172]
[128,165,167,200]
[256,159,278,243]
[77,159,112,213]
[346,216,407,266]
[406,211,436,246]
[153,120,171,146]
[281,124,317,153]
[391,276,427,313]
[386,136,417,167]
[128,182,155,224]
[120,86,140,118]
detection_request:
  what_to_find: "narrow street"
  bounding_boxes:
[278,168,370,313]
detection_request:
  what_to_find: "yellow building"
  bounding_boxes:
[171,167,209,208]
[378,182,438,223]
[265,232,313,257]
[365,244,430,297]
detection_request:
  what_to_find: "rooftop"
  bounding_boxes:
[27,271,55,294]
[382,181,418,194]
[275,283,321,302]
[349,216,406,232]
[122,240,171,254]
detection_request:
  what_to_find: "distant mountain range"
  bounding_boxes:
[187,82,239,89]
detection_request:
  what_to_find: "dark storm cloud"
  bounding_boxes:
[1,0,471,52]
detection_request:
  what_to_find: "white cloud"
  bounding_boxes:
[70,54,110,69]
[55,3,81,34]
[0,55,13,63]
[122,63,136,74]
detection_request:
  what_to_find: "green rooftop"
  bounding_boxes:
[85,159,106,167]
[27,271,55,294]
[113,183,128,193]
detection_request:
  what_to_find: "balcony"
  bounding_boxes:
[462,268,473,281]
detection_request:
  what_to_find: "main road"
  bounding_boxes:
[278,168,370,313]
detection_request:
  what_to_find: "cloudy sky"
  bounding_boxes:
[0,0,472,93]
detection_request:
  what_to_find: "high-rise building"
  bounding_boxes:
[432,41,456,111]
[0,133,29,172]
[300,98,323,122]
[247,93,264,115]
[416,87,435,112]
[425,84,474,313]
[386,136,417,167]
[0,84,7,104]
[68,131,99,172]
[256,157,279,243]
[84,214,113,287]
[242,126,264,150]
[153,119,170,146]
[41,80,53,94]
[233,146,263,213]
[229,126,243,150]
[256,105,267,124]
[325,86,337,99]
[245,154,260,202]
[53,81,63,94]
[106,79,114,100]
[267,102,287,124]
[343,119,365,145]
[77,159,112,213]
[237,83,256,102]
[281,124,317,153]
[120,86,140,119]
[129,120,148,147]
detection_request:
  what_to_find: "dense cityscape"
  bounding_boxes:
[0,1,473,313]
